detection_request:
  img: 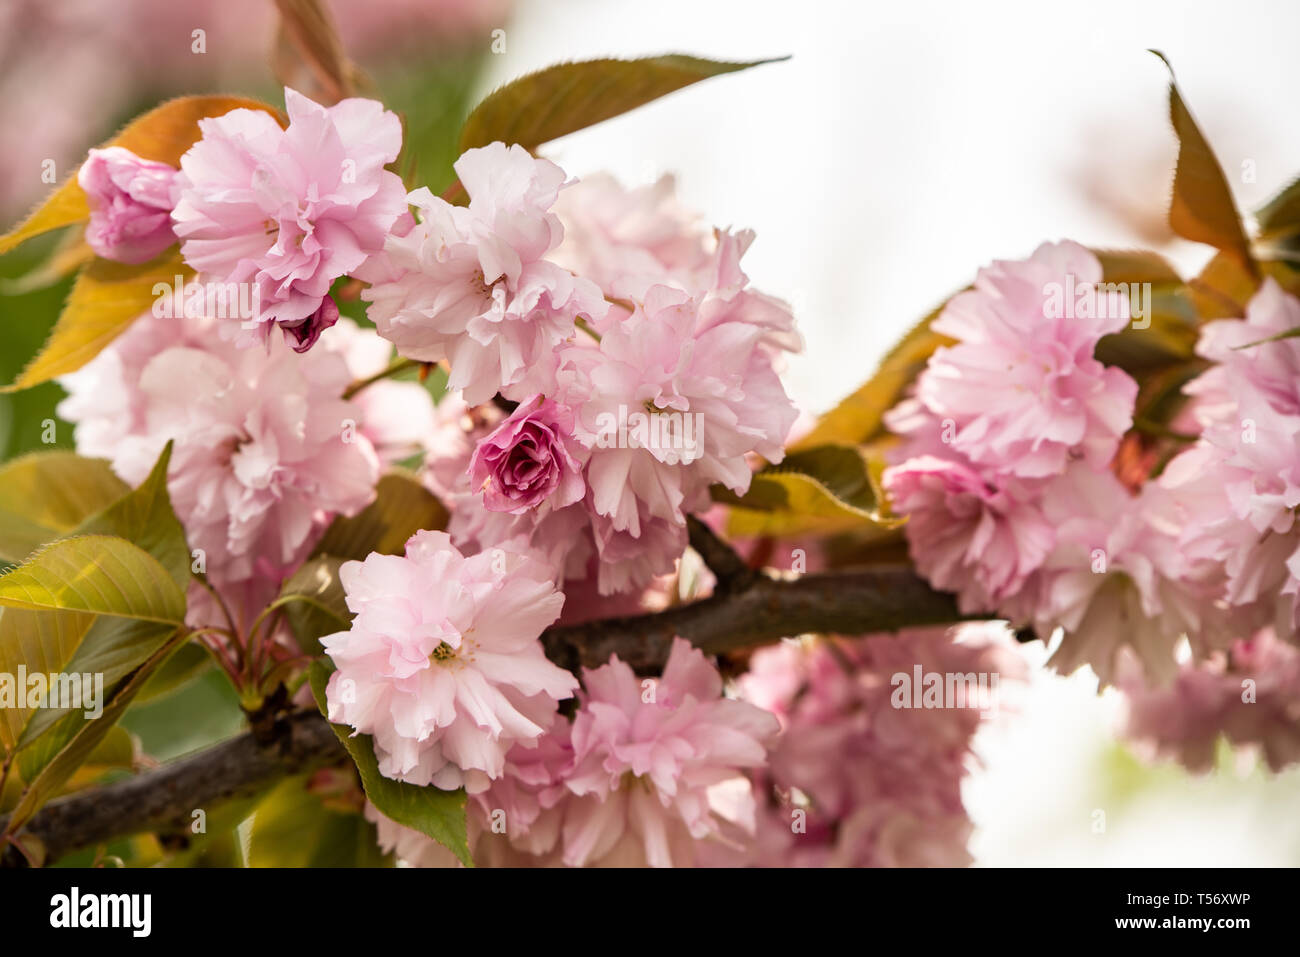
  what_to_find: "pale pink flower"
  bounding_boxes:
[1175,279,1300,630]
[363,143,607,404]
[1002,463,1243,687]
[562,637,778,867]
[551,172,714,300]
[724,626,1021,868]
[78,146,179,263]
[1121,629,1300,773]
[171,88,407,338]
[553,173,801,353]
[322,531,578,790]
[881,455,1054,614]
[58,310,380,584]
[911,241,1138,478]
[560,284,798,533]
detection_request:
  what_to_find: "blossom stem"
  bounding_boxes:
[341,358,420,399]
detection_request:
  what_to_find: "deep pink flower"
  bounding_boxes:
[468,394,586,513]
[78,146,179,263]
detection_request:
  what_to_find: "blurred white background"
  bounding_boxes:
[482,0,1300,866]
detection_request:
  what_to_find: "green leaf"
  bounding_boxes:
[0,95,282,257]
[1255,174,1300,240]
[16,715,136,783]
[249,774,391,868]
[459,55,787,155]
[72,440,189,591]
[1150,50,1255,273]
[0,608,94,753]
[1092,250,1199,372]
[132,640,212,705]
[0,534,185,624]
[3,443,189,752]
[1187,248,1259,321]
[4,249,190,393]
[792,299,954,450]
[716,444,902,538]
[311,470,447,559]
[4,627,187,834]
[308,661,471,866]
[0,452,128,564]
[279,555,350,656]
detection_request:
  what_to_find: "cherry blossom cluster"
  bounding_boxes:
[57,86,821,865]
[361,635,779,867]
[715,624,1023,867]
[883,243,1300,707]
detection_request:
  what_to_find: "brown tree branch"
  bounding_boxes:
[1,565,969,866]
[685,515,758,591]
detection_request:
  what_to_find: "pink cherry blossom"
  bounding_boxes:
[881,455,1054,614]
[1120,628,1300,773]
[720,625,1022,868]
[171,88,407,339]
[561,637,778,867]
[560,284,798,532]
[911,241,1138,478]
[78,146,179,263]
[57,310,380,584]
[322,530,578,790]
[468,394,586,513]
[363,143,608,404]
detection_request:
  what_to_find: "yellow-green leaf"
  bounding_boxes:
[0,534,186,624]
[0,452,128,564]
[312,470,447,559]
[4,443,188,752]
[717,444,901,539]
[3,628,187,834]
[249,774,391,868]
[279,555,350,656]
[4,248,188,393]
[792,299,955,450]
[459,55,787,155]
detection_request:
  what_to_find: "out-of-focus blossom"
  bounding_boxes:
[719,625,1023,867]
[1120,629,1300,773]
[58,310,380,585]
